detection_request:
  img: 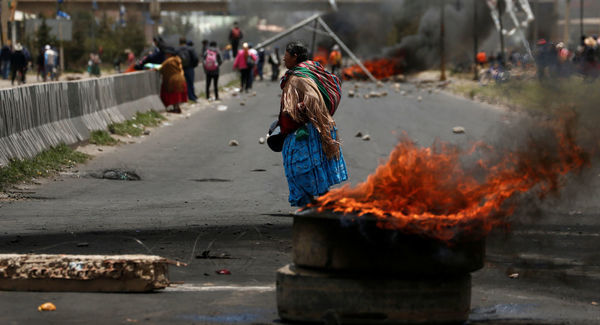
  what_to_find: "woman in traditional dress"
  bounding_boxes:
[158,47,187,113]
[277,41,348,206]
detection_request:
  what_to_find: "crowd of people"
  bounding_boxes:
[533,35,600,80]
[1,21,345,118]
[0,42,61,85]
[474,35,600,83]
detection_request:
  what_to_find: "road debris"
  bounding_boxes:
[592,301,598,306]
[196,251,231,259]
[229,140,239,146]
[259,137,265,144]
[348,90,355,97]
[216,269,231,275]
[508,273,519,279]
[452,126,466,134]
[355,132,363,137]
[143,130,151,136]
[240,101,246,106]
[217,105,228,111]
[417,96,423,102]
[362,134,371,141]
[89,169,141,181]
[38,302,56,311]
[76,242,89,247]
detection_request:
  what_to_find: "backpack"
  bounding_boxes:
[204,49,219,71]
[246,53,255,68]
[177,47,191,69]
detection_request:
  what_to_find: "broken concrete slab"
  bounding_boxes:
[0,254,180,292]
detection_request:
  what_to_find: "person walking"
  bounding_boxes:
[229,22,243,55]
[268,47,281,81]
[88,53,101,77]
[136,36,166,70]
[247,43,258,89]
[177,37,199,102]
[329,44,342,75]
[233,42,256,93]
[36,48,45,81]
[257,47,266,81]
[1,43,12,79]
[158,47,187,113]
[223,44,232,60]
[10,43,27,85]
[200,39,208,58]
[273,41,347,207]
[203,41,222,101]
[44,45,58,81]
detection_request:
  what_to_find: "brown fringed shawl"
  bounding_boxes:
[280,61,342,159]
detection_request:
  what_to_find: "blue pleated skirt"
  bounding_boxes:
[283,123,348,206]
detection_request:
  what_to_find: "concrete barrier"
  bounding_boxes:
[0,71,164,166]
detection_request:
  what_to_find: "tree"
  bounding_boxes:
[35,16,56,50]
[161,13,194,37]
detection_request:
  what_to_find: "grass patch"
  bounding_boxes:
[0,144,89,192]
[223,78,241,89]
[449,76,600,114]
[89,130,119,146]
[108,110,166,136]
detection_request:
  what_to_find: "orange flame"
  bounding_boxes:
[312,119,589,242]
[342,58,403,80]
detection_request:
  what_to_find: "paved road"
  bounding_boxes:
[0,79,599,324]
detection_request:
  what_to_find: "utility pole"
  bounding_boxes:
[150,0,160,37]
[473,0,478,81]
[564,0,571,46]
[497,0,505,66]
[580,0,584,41]
[533,0,539,44]
[1,0,9,45]
[310,20,317,58]
[440,0,446,81]
[91,1,97,52]
[9,0,17,45]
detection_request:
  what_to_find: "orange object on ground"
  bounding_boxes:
[38,302,56,311]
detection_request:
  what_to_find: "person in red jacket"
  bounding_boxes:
[229,22,243,56]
